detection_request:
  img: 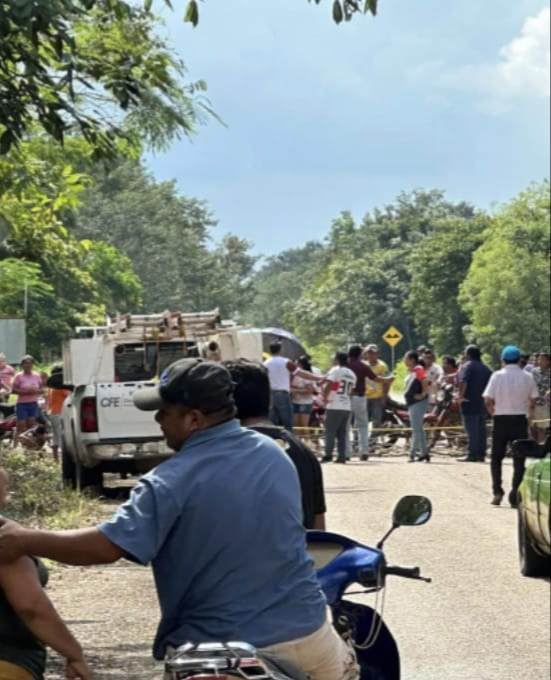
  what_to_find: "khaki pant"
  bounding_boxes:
[0,661,34,680]
[260,621,360,680]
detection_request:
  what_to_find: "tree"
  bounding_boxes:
[287,191,476,364]
[460,183,551,356]
[244,241,325,329]
[0,0,214,158]
[67,161,258,318]
[407,216,488,356]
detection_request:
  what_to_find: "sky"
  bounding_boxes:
[146,0,551,256]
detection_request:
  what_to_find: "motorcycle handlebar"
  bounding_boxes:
[385,565,432,583]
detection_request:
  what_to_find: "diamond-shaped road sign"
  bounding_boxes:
[383,326,404,348]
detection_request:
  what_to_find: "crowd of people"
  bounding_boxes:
[0,354,69,459]
[263,341,551,507]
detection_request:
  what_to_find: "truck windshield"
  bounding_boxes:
[114,343,191,382]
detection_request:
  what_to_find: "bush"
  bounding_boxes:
[0,448,98,529]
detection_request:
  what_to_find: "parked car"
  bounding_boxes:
[514,438,550,577]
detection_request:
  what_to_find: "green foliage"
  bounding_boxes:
[0,0,214,158]
[0,449,96,528]
[460,182,551,356]
[407,216,489,356]
[243,242,324,329]
[67,160,257,318]
[285,191,476,365]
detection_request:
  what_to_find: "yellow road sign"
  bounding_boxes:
[383,326,404,348]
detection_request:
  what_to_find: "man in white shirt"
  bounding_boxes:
[423,349,444,408]
[264,342,319,433]
[321,352,357,465]
[484,345,538,508]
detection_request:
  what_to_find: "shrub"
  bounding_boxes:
[0,448,98,529]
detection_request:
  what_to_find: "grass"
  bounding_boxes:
[0,446,101,529]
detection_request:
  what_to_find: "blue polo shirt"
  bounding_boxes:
[99,420,326,660]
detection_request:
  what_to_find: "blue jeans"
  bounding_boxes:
[368,398,384,445]
[271,391,294,432]
[350,396,370,456]
[408,399,429,459]
[462,413,488,460]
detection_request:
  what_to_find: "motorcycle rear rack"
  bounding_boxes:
[165,642,274,679]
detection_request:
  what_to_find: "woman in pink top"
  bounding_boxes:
[404,350,430,463]
[12,356,44,444]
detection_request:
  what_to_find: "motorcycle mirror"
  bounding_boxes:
[377,496,432,550]
[392,496,432,527]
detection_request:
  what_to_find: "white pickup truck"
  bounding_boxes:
[61,311,263,489]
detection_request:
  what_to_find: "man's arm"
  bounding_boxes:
[485,397,496,417]
[0,520,126,566]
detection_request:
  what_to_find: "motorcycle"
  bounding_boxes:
[381,385,462,452]
[165,495,432,680]
[0,404,16,443]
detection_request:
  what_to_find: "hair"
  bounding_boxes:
[443,356,458,370]
[336,352,349,367]
[539,352,550,361]
[424,348,436,358]
[21,355,35,364]
[348,345,363,360]
[465,345,482,361]
[298,355,312,372]
[405,350,420,364]
[416,345,428,354]
[0,353,6,361]
[223,360,271,421]
[269,342,283,356]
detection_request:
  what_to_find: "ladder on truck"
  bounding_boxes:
[106,310,229,342]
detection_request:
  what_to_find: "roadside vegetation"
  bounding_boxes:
[0,448,101,529]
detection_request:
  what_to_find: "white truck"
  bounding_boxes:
[61,310,263,489]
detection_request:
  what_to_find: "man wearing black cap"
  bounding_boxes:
[484,346,539,507]
[0,359,358,680]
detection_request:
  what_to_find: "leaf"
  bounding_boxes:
[333,0,344,24]
[365,0,378,15]
[184,0,199,27]
[145,0,153,10]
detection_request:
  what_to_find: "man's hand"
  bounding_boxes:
[0,517,28,563]
[67,658,92,680]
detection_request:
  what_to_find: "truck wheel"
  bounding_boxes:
[518,503,550,577]
[62,446,102,491]
[62,444,77,489]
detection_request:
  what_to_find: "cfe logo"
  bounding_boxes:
[383,327,404,348]
[101,397,121,408]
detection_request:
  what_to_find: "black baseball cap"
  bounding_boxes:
[133,358,235,413]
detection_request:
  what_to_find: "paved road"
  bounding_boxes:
[46,454,550,680]
[327,455,550,680]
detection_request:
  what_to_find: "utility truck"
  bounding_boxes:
[61,310,263,489]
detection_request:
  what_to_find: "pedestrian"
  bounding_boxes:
[264,342,319,432]
[291,356,317,435]
[364,345,391,449]
[423,349,443,408]
[322,352,357,465]
[0,354,14,404]
[11,356,44,447]
[46,368,71,463]
[441,356,459,388]
[404,351,430,463]
[532,352,551,444]
[484,345,539,508]
[0,468,91,680]
[225,359,327,531]
[456,346,492,463]
[347,345,393,461]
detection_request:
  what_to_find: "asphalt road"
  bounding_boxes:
[46,453,550,680]
[327,454,551,680]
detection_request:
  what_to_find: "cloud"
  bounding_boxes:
[409,6,550,106]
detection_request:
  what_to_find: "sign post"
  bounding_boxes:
[382,326,405,371]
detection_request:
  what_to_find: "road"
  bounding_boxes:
[46,454,550,680]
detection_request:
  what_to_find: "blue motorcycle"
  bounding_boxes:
[166,495,432,680]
